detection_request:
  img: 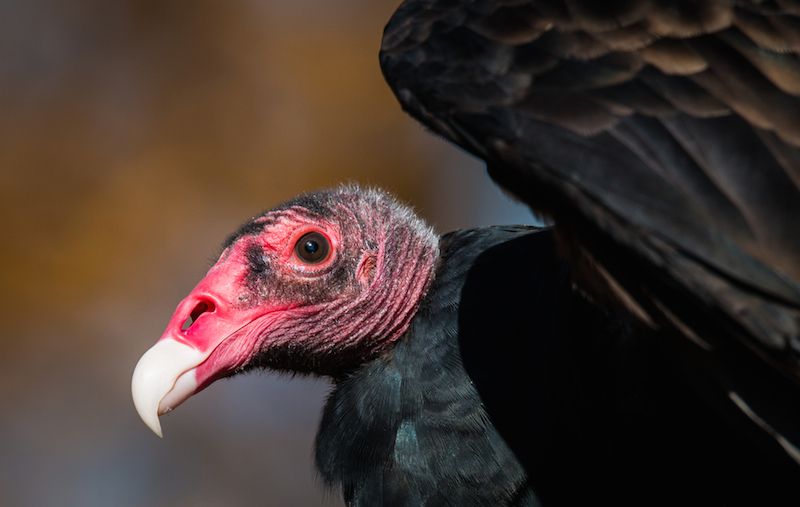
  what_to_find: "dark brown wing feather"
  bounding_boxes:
[381,0,800,461]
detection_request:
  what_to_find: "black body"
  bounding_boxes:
[381,0,800,469]
[316,227,799,506]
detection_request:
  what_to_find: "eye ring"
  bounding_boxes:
[294,231,330,264]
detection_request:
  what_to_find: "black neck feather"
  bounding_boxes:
[314,225,800,506]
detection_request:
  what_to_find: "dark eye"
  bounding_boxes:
[294,231,330,264]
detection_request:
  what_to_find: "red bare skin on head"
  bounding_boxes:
[157,187,440,393]
[356,253,377,287]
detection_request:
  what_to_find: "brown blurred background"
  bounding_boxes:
[0,1,532,506]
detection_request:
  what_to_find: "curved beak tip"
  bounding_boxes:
[131,353,166,438]
[131,338,203,438]
[145,413,164,439]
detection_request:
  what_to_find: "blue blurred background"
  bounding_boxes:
[0,1,534,505]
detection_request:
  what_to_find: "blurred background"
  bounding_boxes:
[0,1,533,506]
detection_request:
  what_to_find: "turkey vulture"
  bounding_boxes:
[132,1,800,505]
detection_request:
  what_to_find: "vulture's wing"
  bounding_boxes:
[381,0,800,461]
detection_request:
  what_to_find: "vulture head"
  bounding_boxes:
[132,186,439,436]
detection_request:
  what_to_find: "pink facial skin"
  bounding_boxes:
[162,213,341,393]
[132,186,440,436]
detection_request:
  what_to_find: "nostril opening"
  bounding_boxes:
[181,300,216,331]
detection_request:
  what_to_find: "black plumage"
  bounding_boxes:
[317,226,799,506]
[134,1,800,505]
[381,0,800,470]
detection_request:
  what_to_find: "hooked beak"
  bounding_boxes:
[131,338,204,437]
[131,252,270,437]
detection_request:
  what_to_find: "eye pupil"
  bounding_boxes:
[295,232,329,264]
